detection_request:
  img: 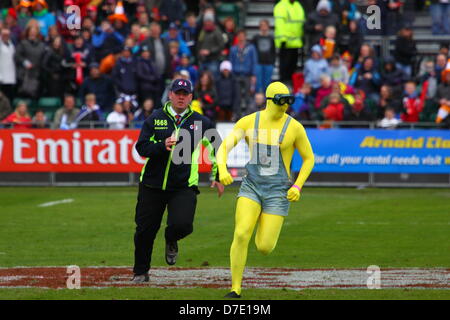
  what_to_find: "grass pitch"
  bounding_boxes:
[0,186,449,299]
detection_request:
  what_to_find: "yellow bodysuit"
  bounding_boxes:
[217,82,315,296]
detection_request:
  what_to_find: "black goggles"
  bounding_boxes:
[267,94,295,106]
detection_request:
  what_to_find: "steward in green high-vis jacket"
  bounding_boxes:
[132,79,224,282]
[274,0,306,82]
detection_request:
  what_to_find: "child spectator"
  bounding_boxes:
[304,44,329,91]
[32,109,48,128]
[175,54,199,86]
[322,92,345,122]
[252,19,276,94]
[169,41,181,73]
[377,85,402,119]
[133,98,154,128]
[2,101,32,128]
[328,54,349,84]
[378,107,402,129]
[74,93,101,128]
[416,60,438,100]
[290,82,314,121]
[194,71,217,122]
[250,93,266,112]
[315,74,333,110]
[401,81,424,123]
[215,60,240,122]
[107,103,128,129]
[320,25,337,60]
[344,90,374,123]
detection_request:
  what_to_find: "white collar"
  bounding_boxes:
[169,106,189,118]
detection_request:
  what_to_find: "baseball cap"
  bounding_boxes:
[220,60,232,72]
[169,22,178,30]
[171,78,193,94]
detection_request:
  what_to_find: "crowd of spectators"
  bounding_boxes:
[0,0,449,130]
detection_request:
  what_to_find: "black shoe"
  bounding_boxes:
[224,291,241,299]
[165,240,178,265]
[131,274,149,283]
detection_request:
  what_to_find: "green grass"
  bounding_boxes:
[0,187,449,300]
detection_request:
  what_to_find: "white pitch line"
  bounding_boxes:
[37,199,74,208]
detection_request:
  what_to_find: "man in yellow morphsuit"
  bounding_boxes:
[217,81,314,298]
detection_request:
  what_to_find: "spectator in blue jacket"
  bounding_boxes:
[31,0,56,38]
[229,29,258,119]
[92,20,125,62]
[162,22,191,57]
[136,45,159,104]
[304,44,329,90]
[350,56,381,102]
[112,46,138,97]
[79,62,116,113]
[175,54,199,86]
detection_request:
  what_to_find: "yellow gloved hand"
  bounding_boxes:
[286,185,301,202]
[219,170,234,186]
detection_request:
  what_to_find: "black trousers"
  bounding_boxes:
[133,184,198,274]
[279,47,299,83]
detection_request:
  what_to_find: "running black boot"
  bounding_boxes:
[165,240,178,265]
[224,291,241,298]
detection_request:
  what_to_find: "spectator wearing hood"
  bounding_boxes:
[305,0,340,48]
[381,56,407,95]
[304,44,329,90]
[79,62,116,112]
[136,45,159,104]
[112,46,138,97]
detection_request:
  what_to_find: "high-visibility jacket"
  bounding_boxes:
[274,0,305,49]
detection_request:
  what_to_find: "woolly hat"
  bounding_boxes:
[220,60,232,72]
[316,0,331,12]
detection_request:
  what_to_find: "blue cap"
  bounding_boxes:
[171,78,192,94]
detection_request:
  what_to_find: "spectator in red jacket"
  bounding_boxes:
[2,101,32,128]
[401,81,424,123]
